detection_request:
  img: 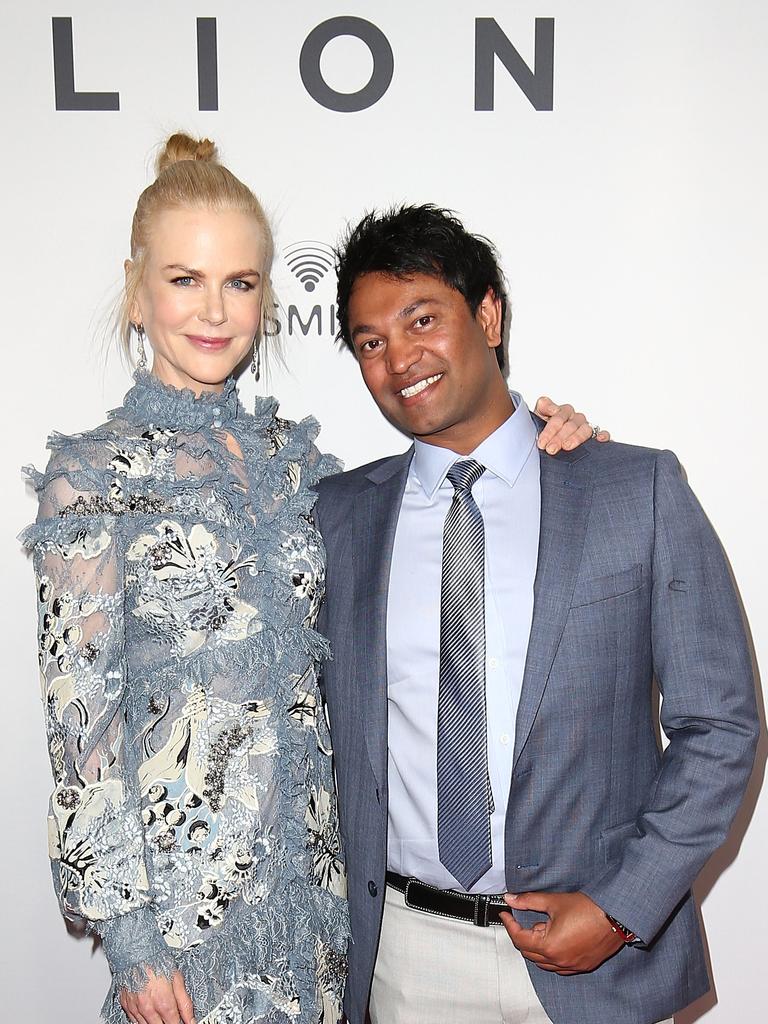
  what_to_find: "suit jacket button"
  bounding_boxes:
[368,880,378,897]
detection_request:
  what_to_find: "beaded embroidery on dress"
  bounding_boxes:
[22,372,349,1023]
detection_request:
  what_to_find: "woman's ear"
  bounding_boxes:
[125,259,141,325]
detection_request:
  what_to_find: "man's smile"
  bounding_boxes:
[398,373,444,400]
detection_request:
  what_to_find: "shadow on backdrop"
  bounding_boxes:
[674,527,765,1024]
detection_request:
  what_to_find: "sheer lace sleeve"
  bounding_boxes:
[22,439,176,992]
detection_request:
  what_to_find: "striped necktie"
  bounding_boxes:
[436,459,492,890]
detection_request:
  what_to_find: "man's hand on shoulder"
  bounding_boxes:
[499,890,625,974]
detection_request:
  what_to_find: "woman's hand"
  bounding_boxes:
[534,396,610,455]
[120,969,196,1024]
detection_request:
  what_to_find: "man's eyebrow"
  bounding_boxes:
[350,297,442,341]
[350,323,376,342]
[398,297,441,319]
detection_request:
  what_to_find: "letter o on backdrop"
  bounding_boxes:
[300,16,395,112]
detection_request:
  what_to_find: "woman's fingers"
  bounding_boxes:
[536,401,582,454]
[121,992,149,1024]
[172,971,197,1024]
[560,419,593,450]
[136,995,176,1024]
[120,973,184,1024]
[533,395,611,453]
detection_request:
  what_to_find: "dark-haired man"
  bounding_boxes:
[314,206,758,1024]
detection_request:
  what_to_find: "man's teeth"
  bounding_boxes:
[400,374,442,398]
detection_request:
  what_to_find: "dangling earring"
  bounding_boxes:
[251,340,261,382]
[135,324,148,370]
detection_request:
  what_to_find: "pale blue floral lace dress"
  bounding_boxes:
[22,372,349,1024]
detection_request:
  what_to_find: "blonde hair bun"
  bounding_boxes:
[156,133,218,175]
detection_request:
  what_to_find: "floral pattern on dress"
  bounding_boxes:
[127,521,262,656]
[306,786,346,899]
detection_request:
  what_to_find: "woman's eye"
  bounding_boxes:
[171,276,194,287]
[229,279,254,291]
[416,315,433,328]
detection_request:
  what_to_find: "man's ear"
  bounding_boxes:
[477,288,503,351]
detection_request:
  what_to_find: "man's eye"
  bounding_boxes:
[415,315,433,328]
[361,338,382,352]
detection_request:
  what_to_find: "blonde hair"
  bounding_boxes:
[119,132,276,362]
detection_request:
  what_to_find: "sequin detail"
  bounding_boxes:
[58,493,171,518]
[203,723,254,813]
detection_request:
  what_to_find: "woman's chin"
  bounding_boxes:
[153,351,247,392]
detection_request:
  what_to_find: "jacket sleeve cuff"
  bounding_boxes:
[94,907,177,993]
[580,860,668,947]
[579,886,648,947]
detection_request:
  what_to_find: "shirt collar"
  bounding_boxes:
[411,392,537,500]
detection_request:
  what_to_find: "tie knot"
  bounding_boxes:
[446,459,485,492]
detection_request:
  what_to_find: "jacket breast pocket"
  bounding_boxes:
[570,563,643,608]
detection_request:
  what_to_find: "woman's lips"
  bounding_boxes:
[185,335,233,351]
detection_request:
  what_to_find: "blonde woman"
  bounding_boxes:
[23,133,601,1024]
[24,134,348,1024]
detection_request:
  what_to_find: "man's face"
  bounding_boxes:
[347,271,510,452]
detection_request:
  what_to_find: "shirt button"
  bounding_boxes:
[488,657,499,670]
[500,733,510,746]
[368,880,378,897]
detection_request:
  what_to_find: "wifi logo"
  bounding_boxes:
[283,241,336,293]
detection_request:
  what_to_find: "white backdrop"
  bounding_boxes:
[1,3,766,1020]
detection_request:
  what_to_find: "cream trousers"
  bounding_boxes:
[369,885,673,1024]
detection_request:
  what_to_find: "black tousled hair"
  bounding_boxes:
[335,204,507,371]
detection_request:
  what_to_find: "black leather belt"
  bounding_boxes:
[386,871,509,928]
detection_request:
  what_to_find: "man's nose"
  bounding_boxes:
[386,333,421,376]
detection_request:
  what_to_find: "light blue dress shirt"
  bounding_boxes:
[386,395,541,893]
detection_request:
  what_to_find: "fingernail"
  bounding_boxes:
[547,444,557,455]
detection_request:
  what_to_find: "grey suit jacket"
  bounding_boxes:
[314,432,758,1024]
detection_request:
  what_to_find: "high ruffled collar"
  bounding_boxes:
[114,370,243,430]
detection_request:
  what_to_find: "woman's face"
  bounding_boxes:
[129,206,265,394]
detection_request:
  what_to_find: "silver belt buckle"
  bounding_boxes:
[403,877,417,910]
[473,893,491,927]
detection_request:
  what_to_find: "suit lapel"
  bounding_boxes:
[513,448,593,768]
[353,450,412,790]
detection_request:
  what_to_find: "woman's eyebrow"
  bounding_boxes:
[162,265,261,278]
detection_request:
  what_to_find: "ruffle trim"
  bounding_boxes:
[114,370,246,430]
[107,953,178,997]
[93,906,179,990]
[21,383,343,556]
